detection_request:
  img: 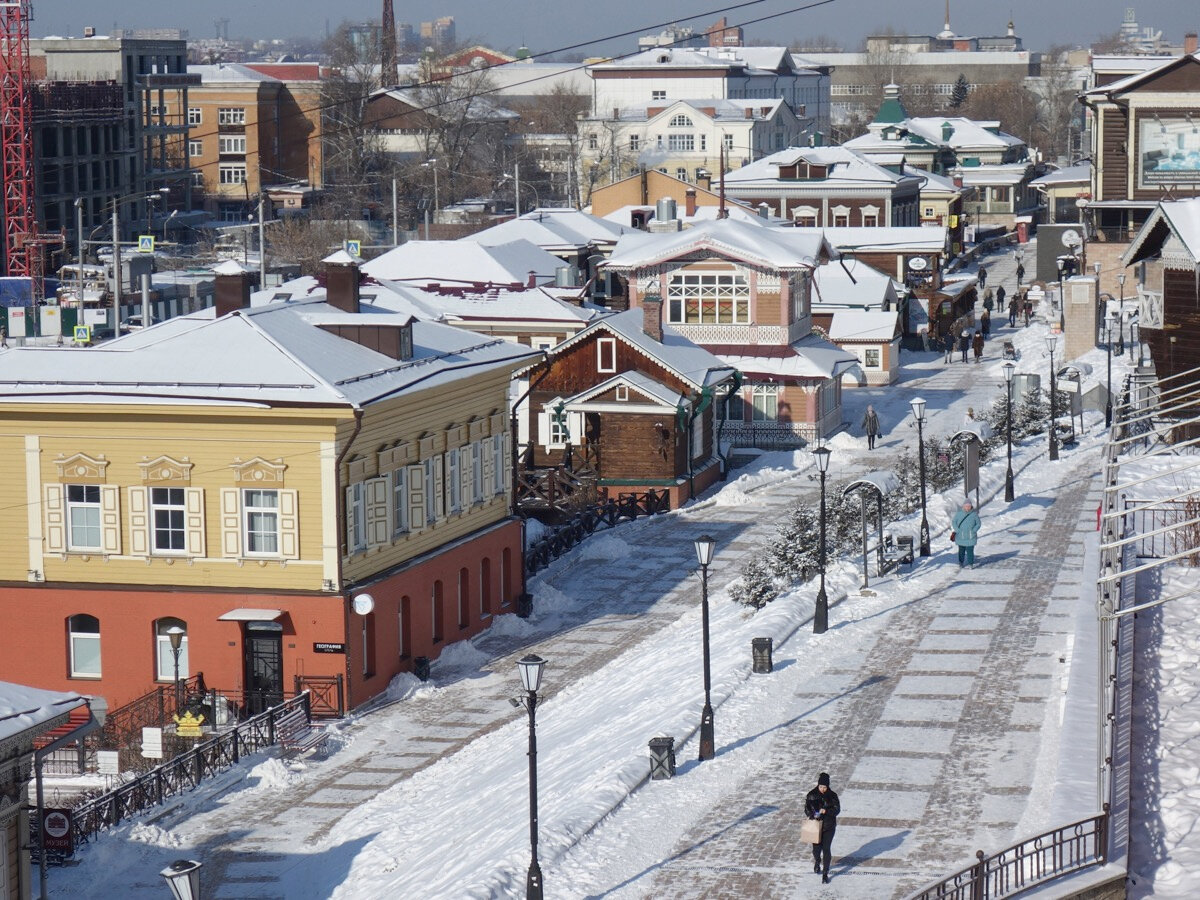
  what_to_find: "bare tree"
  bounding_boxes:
[322,22,385,220]
[266,213,370,276]
[508,86,589,207]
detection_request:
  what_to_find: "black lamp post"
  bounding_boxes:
[1105,317,1114,428]
[1116,272,1126,356]
[910,397,931,556]
[1003,361,1016,502]
[516,653,547,900]
[812,446,831,635]
[1047,336,1059,461]
[694,534,716,761]
[167,626,185,709]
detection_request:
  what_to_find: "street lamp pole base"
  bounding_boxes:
[919,519,931,557]
[1004,469,1015,503]
[698,703,715,761]
[527,861,544,900]
[814,587,828,634]
[1050,441,1059,462]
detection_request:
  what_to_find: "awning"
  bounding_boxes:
[218,608,283,622]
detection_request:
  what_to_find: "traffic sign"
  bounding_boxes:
[343,239,362,257]
[137,235,156,253]
[72,325,91,343]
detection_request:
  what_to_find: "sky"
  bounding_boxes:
[32,0,1198,56]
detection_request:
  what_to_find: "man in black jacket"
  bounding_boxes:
[804,772,841,883]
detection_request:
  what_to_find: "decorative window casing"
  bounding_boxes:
[151,487,188,553]
[221,480,299,560]
[155,617,189,681]
[345,483,366,553]
[597,337,617,373]
[68,614,101,678]
[667,272,750,324]
[66,484,103,551]
[128,456,204,557]
[751,383,781,421]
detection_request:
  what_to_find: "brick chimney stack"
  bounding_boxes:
[642,294,663,342]
[322,250,361,314]
[527,270,537,288]
[1186,32,1198,55]
[685,187,697,218]
[213,259,252,316]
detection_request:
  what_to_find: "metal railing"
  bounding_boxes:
[904,812,1108,900]
[1122,497,1200,560]
[524,489,669,574]
[97,674,207,752]
[69,693,312,847]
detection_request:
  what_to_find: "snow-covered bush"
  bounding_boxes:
[730,556,780,609]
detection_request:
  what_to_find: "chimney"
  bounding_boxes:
[685,187,697,218]
[642,294,663,342]
[322,250,361,314]
[1187,32,1199,55]
[757,202,770,219]
[744,107,753,119]
[83,25,96,38]
[952,174,964,188]
[527,270,537,288]
[696,169,712,191]
[212,259,252,316]
[613,107,619,119]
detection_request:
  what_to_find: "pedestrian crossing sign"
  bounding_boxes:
[137,235,155,253]
[72,325,91,343]
[343,239,361,257]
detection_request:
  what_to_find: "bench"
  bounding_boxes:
[276,707,328,758]
[879,534,915,574]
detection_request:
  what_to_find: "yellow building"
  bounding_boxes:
[0,255,537,712]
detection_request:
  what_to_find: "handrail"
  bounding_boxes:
[524,489,669,575]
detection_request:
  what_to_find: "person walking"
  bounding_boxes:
[996,284,1007,310]
[861,405,881,449]
[1023,296,1033,326]
[959,329,970,363]
[805,772,841,884]
[977,264,987,289]
[1008,296,1020,328]
[982,287,994,313]
[1016,261,1025,285]
[972,330,985,363]
[943,330,955,364]
[980,307,991,338]
[951,501,982,568]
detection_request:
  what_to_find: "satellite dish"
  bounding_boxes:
[1061,228,1082,249]
[352,593,375,616]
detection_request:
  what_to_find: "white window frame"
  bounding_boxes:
[751,383,781,422]
[219,164,247,185]
[597,337,617,373]
[68,614,101,678]
[666,272,750,324]
[187,107,202,125]
[651,90,666,100]
[629,134,640,152]
[423,458,437,525]
[217,107,246,125]
[667,134,695,152]
[864,347,882,368]
[191,171,205,187]
[150,486,187,555]
[66,484,102,551]
[346,482,365,553]
[471,442,483,503]
[668,114,692,127]
[447,448,461,513]
[242,488,280,556]
[188,140,203,157]
[154,617,189,681]
[218,135,247,155]
[616,384,629,402]
[723,133,734,150]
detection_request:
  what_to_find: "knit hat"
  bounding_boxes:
[817,772,831,787]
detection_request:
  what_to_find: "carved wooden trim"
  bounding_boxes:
[139,455,193,484]
[54,452,109,483]
[230,456,287,485]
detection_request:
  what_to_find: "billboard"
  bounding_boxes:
[1140,119,1200,187]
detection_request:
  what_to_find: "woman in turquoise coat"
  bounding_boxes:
[951,501,982,567]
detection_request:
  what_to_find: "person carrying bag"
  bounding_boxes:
[804,772,841,883]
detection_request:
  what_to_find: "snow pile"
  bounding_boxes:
[576,533,631,562]
[242,757,304,792]
[524,517,552,548]
[433,638,492,672]
[127,823,182,848]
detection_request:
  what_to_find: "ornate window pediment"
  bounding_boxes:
[230,457,287,485]
[139,455,194,484]
[54,453,109,482]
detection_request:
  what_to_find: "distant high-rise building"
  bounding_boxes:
[707,17,743,48]
[397,22,415,52]
[419,16,456,51]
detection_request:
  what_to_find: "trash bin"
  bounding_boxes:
[516,592,533,619]
[752,637,774,674]
[648,736,676,780]
[413,656,431,681]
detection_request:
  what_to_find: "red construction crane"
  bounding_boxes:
[0,0,37,279]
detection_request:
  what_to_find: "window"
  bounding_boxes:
[751,384,780,421]
[531,336,555,351]
[719,391,745,422]
[864,348,881,368]
[547,411,569,447]
[991,186,1010,204]
[629,134,640,152]
[188,140,203,157]
[676,167,688,181]
[391,468,409,536]
[667,272,750,324]
[66,484,102,550]
[431,580,444,642]
[155,617,189,681]
[218,135,247,154]
[491,434,506,496]
[587,133,598,151]
[458,568,470,629]
[668,114,692,127]
[361,613,376,677]
[862,212,878,227]
[616,384,629,402]
[699,134,706,151]
[723,134,734,150]
[597,337,617,373]
[187,107,202,125]
[833,213,849,227]
[148,104,166,117]
[191,171,205,187]
[345,483,365,552]
[243,489,279,555]
[667,134,694,152]
[217,107,246,125]
[219,164,247,184]
[471,442,483,502]
[151,487,186,553]
[447,448,461,513]
[652,90,666,100]
[68,614,101,678]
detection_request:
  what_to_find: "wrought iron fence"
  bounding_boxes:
[525,489,669,574]
[97,674,207,752]
[69,693,312,847]
[904,811,1108,900]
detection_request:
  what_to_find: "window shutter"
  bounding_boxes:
[278,489,300,559]
[221,487,241,557]
[44,484,65,553]
[446,449,459,514]
[366,477,389,546]
[128,487,150,556]
[482,439,495,499]
[537,411,551,449]
[185,488,206,557]
[406,464,425,532]
[460,444,473,508]
[502,433,512,492]
[345,485,358,554]
[100,486,121,554]
[432,455,445,520]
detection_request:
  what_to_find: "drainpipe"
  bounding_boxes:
[334,406,364,703]
[714,371,742,479]
[682,386,714,501]
[509,352,551,615]
[34,705,99,900]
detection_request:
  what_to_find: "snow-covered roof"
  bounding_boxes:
[369,86,518,122]
[545,308,736,391]
[604,218,835,271]
[813,260,900,309]
[599,202,780,229]
[363,239,565,286]
[1081,52,1200,98]
[904,165,961,194]
[0,682,88,744]
[724,146,919,190]
[951,162,1036,187]
[1029,163,1092,187]
[469,208,630,252]
[808,226,948,254]
[0,300,540,409]
[560,370,684,410]
[828,310,900,342]
[588,46,793,76]
[717,333,857,380]
[189,62,279,84]
[1123,197,1200,266]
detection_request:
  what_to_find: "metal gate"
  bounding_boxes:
[294,674,344,719]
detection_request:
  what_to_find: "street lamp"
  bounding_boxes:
[1046,335,1059,461]
[160,859,203,900]
[422,158,440,216]
[1105,315,1115,428]
[909,397,931,556]
[812,446,831,634]
[1116,272,1126,356]
[1003,361,1016,502]
[167,626,186,708]
[693,534,716,761]
[515,653,547,900]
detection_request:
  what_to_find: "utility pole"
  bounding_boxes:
[515,161,521,217]
[257,194,266,288]
[111,207,122,333]
[392,178,399,246]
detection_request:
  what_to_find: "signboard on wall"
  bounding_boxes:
[42,809,73,851]
[1140,119,1200,187]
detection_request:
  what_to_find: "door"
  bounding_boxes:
[243,621,284,715]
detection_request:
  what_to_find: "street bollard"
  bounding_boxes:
[752,637,774,673]
[648,736,676,779]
